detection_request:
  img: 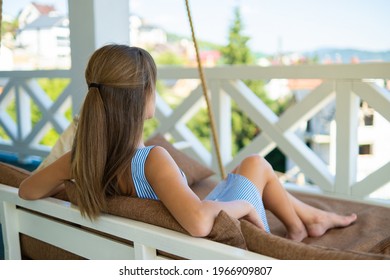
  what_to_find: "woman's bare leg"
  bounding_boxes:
[233,155,308,241]
[233,155,357,241]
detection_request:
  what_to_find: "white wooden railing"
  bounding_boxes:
[0,70,71,158]
[0,184,267,260]
[1,63,389,206]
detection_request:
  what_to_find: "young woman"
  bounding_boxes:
[19,44,357,241]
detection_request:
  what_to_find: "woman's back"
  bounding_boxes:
[127,145,188,200]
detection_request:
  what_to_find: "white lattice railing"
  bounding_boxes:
[0,63,389,205]
[0,70,71,159]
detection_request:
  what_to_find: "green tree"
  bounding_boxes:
[221,7,254,65]
[1,18,19,40]
[220,6,286,171]
[155,51,186,66]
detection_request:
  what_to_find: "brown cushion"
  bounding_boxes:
[240,220,389,260]
[369,236,390,256]
[0,162,31,187]
[187,177,217,200]
[20,235,84,260]
[145,133,215,186]
[267,192,390,255]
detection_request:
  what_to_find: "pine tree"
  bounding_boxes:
[220,6,286,171]
[221,7,254,65]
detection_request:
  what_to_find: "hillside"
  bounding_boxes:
[304,48,390,63]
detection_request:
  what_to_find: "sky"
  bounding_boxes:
[3,0,390,54]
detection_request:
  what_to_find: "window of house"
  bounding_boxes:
[359,144,372,155]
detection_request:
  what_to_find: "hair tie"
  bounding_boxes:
[88,83,101,90]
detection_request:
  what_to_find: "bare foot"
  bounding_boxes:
[306,212,357,238]
[286,227,308,242]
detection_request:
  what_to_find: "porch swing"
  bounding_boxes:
[0,0,390,260]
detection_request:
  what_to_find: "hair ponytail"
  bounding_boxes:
[71,87,108,219]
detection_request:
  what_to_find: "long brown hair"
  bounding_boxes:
[71,45,157,219]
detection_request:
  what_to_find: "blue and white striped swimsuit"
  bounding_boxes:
[205,173,270,233]
[132,146,159,200]
[132,146,270,233]
[132,146,186,199]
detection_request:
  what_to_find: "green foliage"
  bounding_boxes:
[198,40,223,51]
[155,51,186,66]
[0,126,10,140]
[38,78,70,101]
[187,107,211,151]
[1,18,19,39]
[143,80,176,140]
[5,98,16,121]
[143,118,159,140]
[231,101,258,155]
[220,7,254,65]
[40,128,60,147]
[36,79,71,146]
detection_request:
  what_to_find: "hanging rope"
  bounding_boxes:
[184,0,226,179]
[0,0,3,46]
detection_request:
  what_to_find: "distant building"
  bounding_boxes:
[12,2,69,69]
[130,15,167,47]
[0,44,14,70]
[15,15,70,69]
[13,12,170,69]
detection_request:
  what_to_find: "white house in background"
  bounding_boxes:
[129,15,167,47]
[15,15,70,69]
[264,79,290,100]
[0,44,14,70]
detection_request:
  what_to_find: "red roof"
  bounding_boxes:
[32,2,56,15]
[199,50,221,60]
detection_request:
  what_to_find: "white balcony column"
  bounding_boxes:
[67,0,130,115]
[210,80,232,176]
[334,81,360,195]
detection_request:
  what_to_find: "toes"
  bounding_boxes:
[344,213,357,225]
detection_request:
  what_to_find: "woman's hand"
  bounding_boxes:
[242,204,266,231]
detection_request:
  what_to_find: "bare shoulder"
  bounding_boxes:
[145,146,177,171]
[144,145,184,186]
[148,145,170,159]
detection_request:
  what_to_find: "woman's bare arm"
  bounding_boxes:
[19,152,72,200]
[145,146,264,237]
